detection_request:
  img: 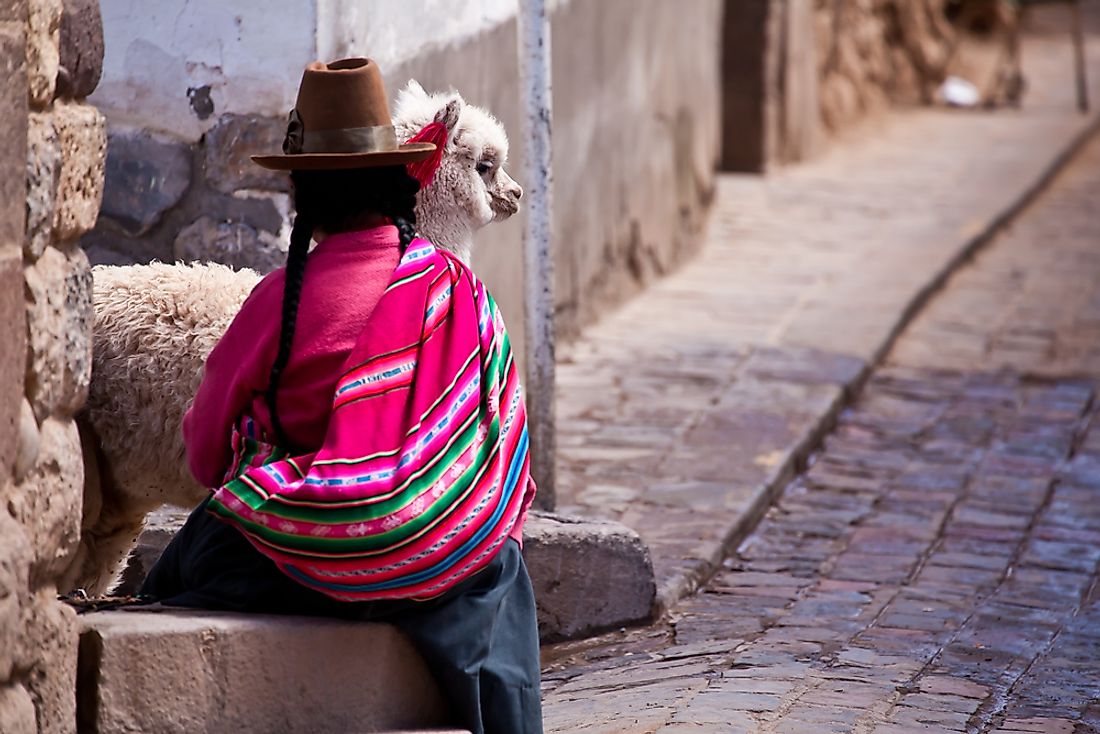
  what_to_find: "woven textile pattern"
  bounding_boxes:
[207,240,532,601]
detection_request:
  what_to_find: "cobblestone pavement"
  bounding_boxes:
[554,27,1100,610]
[540,51,1100,734]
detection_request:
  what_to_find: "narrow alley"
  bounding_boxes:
[541,102,1100,734]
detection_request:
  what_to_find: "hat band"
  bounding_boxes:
[300,125,398,154]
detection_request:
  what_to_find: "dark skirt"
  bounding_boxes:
[142,496,543,734]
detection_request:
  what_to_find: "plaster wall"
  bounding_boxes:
[91,0,316,137]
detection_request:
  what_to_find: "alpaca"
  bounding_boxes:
[63,83,522,593]
[394,80,523,263]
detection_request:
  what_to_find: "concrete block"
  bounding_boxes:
[77,609,452,734]
[55,0,102,100]
[99,129,191,236]
[26,0,60,109]
[523,512,656,641]
[52,102,106,240]
[26,111,60,260]
[0,683,37,734]
[11,417,83,585]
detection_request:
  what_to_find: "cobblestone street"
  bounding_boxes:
[540,98,1100,734]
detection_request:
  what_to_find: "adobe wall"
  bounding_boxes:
[0,0,106,732]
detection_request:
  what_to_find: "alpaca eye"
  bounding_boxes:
[475,161,492,175]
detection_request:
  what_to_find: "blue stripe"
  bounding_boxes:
[285,427,529,593]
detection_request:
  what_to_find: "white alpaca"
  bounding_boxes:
[64,83,522,593]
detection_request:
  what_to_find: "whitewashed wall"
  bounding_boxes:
[92,0,317,138]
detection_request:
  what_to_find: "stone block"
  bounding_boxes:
[0,248,24,481]
[77,610,451,734]
[14,398,38,483]
[110,506,188,596]
[61,245,91,410]
[24,245,92,418]
[0,23,27,250]
[25,111,59,260]
[0,0,28,22]
[55,0,102,99]
[26,0,60,109]
[100,129,191,236]
[0,511,31,679]
[53,102,106,240]
[0,683,37,734]
[203,113,291,194]
[117,509,657,642]
[524,512,656,641]
[24,245,65,418]
[173,215,288,273]
[10,417,83,585]
[18,591,78,734]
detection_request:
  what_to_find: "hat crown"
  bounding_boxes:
[251,57,437,171]
[295,58,393,133]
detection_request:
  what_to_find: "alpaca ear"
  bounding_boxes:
[434,97,463,142]
[403,79,427,98]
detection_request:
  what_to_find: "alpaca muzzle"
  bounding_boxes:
[490,180,523,220]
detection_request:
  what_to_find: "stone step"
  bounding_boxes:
[80,513,655,731]
[77,608,460,734]
[116,509,657,642]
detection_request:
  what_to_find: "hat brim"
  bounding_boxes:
[251,142,437,171]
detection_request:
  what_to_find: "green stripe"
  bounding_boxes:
[384,262,435,293]
[250,411,483,523]
[211,423,502,554]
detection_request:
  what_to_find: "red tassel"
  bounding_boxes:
[405,122,448,190]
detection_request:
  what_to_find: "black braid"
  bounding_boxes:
[264,166,421,446]
[391,216,417,251]
[265,213,311,446]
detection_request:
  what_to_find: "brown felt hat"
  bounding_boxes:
[252,57,435,171]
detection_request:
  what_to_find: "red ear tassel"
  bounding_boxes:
[405,121,448,190]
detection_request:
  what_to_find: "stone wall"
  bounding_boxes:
[815,0,954,133]
[0,0,105,731]
[721,0,955,171]
[82,0,723,346]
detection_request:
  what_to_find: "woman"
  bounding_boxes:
[141,58,542,733]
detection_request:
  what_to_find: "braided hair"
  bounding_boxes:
[265,165,420,446]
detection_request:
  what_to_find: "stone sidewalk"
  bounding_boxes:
[540,106,1100,734]
[554,27,1100,612]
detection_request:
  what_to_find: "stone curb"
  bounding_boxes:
[116,508,657,643]
[653,113,1100,617]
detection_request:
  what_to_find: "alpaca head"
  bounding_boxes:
[393,80,522,262]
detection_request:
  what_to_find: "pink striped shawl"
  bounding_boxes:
[207,239,533,601]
